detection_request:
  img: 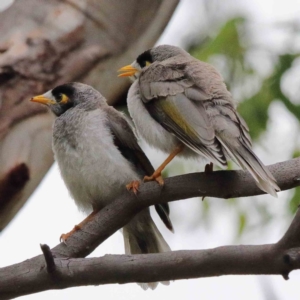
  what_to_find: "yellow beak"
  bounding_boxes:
[118,65,138,77]
[30,95,56,105]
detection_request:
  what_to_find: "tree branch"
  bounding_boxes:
[0,157,299,299]
[1,210,300,299]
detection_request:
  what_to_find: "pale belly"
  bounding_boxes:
[53,111,139,213]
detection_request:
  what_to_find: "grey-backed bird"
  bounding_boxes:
[119,44,280,197]
[31,82,172,290]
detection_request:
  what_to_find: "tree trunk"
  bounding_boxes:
[0,0,179,231]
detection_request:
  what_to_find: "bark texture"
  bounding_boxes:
[0,158,299,299]
[0,0,179,230]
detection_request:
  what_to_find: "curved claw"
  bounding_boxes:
[126,180,140,194]
[60,225,82,244]
[60,232,71,244]
[59,211,98,244]
[60,234,67,244]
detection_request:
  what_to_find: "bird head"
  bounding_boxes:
[30,82,104,116]
[118,44,189,80]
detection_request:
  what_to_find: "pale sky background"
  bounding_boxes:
[1,0,300,299]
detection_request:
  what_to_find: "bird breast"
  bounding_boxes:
[127,81,178,153]
[52,108,139,212]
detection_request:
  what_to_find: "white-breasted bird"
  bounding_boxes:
[31,82,172,290]
[119,44,280,197]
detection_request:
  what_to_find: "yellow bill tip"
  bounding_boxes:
[30,95,56,105]
[117,65,138,77]
[117,72,137,78]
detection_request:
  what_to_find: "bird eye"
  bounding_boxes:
[58,93,69,104]
[145,61,151,67]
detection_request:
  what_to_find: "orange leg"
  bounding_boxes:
[126,180,140,194]
[60,210,98,243]
[144,144,184,185]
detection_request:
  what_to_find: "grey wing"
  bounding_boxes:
[141,58,279,195]
[104,106,174,232]
[139,59,227,167]
[139,57,230,103]
[145,94,227,167]
[104,106,154,177]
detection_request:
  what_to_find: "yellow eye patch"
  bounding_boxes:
[59,93,69,104]
[146,61,152,67]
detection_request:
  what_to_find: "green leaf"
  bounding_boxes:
[237,213,247,236]
[190,17,246,62]
[293,149,300,158]
[289,187,300,214]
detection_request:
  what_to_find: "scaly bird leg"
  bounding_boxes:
[144,144,184,185]
[60,210,99,243]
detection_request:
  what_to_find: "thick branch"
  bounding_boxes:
[1,211,300,299]
[0,158,299,299]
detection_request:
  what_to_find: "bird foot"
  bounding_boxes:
[126,180,140,194]
[59,211,98,244]
[205,162,213,174]
[144,174,164,186]
[60,225,81,244]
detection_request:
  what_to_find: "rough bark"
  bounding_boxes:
[0,158,299,299]
[0,0,179,231]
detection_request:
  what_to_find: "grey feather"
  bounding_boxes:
[104,105,174,231]
[126,45,280,197]
[210,104,279,196]
[155,203,174,232]
[144,94,227,167]
[123,209,171,290]
[44,82,172,290]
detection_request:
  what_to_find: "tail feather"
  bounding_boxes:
[123,209,171,290]
[217,137,280,197]
[155,203,174,233]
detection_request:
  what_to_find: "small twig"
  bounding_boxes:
[40,244,56,273]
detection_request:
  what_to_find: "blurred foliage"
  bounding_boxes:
[289,187,300,214]
[239,54,300,139]
[184,16,300,238]
[237,213,247,237]
[192,18,247,65]
[289,150,300,214]
[190,17,300,139]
